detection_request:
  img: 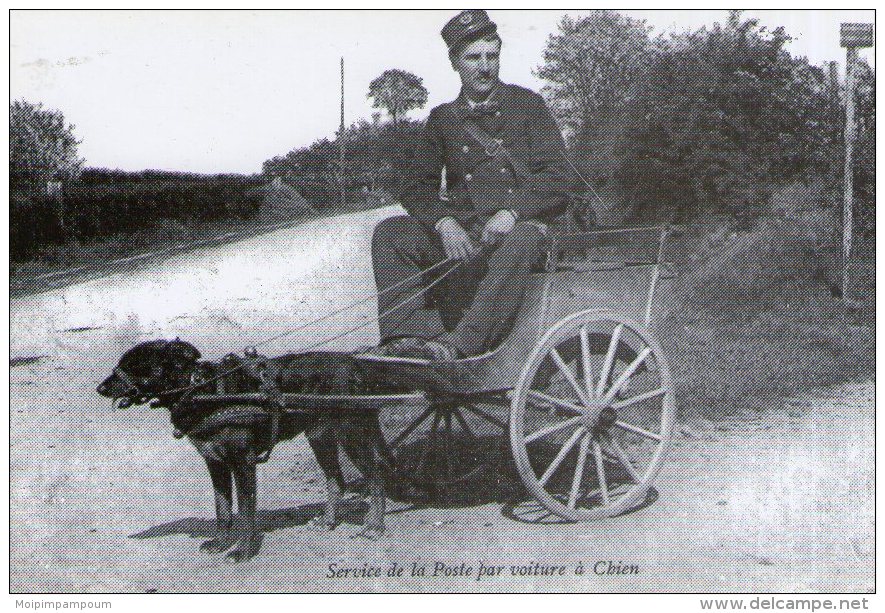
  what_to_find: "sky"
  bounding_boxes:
[9,9,876,174]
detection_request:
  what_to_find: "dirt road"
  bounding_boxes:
[9,206,874,592]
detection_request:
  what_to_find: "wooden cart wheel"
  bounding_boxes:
[510,311,675,521]
[378,396,508,490]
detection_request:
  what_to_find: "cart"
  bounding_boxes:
[193,225,678,522]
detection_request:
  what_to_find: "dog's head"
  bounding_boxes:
[96,339,201,408]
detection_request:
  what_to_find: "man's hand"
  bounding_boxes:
[481,209,517,244]
[437,217,479,260]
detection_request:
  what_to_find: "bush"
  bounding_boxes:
[540,11,847,225]
[63,177,262,236]
[10,192,64,261]
[9,171,263,260]
[264,120,425,207]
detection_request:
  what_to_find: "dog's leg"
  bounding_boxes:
[343,420,386,541]
[363,445,387,540]
[227,454,261,563]
[200,459,237,553]
[306,423,345,531]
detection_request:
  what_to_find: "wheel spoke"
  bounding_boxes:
[602,433,643,483]
[451,408,476,442]
[388,406,436,450]
[538,427,585,487]
[611,386,668,410]
[416,411,442,477]
[602,347,652,404]
[462,403,507,430]
[526,390,585,416]
[568,433,590,508]
[550,347,592,406]
[579,325,595,399]
[613,419,661,442]
[595,323,623,398]
[444,412,453,482]
[592,439,610,506]
[525,415,584,444]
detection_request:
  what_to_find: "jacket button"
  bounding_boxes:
[465,174,472,181]
[500,167,507,174]
[462,145,469,153]
[508,189,513,194]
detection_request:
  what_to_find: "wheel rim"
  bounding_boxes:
[510,312,675,521]
[379,398,508,490]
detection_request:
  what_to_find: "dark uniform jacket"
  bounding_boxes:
[400,83,571,229]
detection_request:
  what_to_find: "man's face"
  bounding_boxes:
[451,37,501,100]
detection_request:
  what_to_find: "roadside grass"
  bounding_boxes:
[657,213,874,422]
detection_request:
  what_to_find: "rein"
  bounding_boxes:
[128,255,466,403]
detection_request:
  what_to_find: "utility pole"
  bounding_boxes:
[839,23,873,305]
[339,56,346,209]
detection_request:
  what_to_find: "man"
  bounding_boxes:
[370,9,570,360]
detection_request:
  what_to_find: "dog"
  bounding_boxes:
[96,339,404,562]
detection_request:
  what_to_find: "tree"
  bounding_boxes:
[10,100,83,190]
[535,11,653,138]
[613,12,832,221]
[367,69,428,124]
[536,10,836,223]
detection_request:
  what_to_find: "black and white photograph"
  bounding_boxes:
[8,8,876,598]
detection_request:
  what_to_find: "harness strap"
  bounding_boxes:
[175,353,283,462]
[460,116,532,179]
[458,112,596,233]
[256,412,279,464]
[255,363,283,464]
[184,406,271,438]
[113,367,143,399]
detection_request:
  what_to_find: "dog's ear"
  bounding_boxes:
[164,340,201,367]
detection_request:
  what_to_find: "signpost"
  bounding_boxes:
[839,23,873,304]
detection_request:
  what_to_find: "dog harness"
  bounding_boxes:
[173,349,284,464]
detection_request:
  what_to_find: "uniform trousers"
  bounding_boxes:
[371,215,544,356]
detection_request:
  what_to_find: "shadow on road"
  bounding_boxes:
[501,487,659,525]
[129,500,373,540]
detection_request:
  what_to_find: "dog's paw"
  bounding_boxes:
[224,535,260,563]
[225,544,258,563]
[307,516,337,532]
[225,549,252,563]
[350,526,384,541]
[200,537,234,554]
